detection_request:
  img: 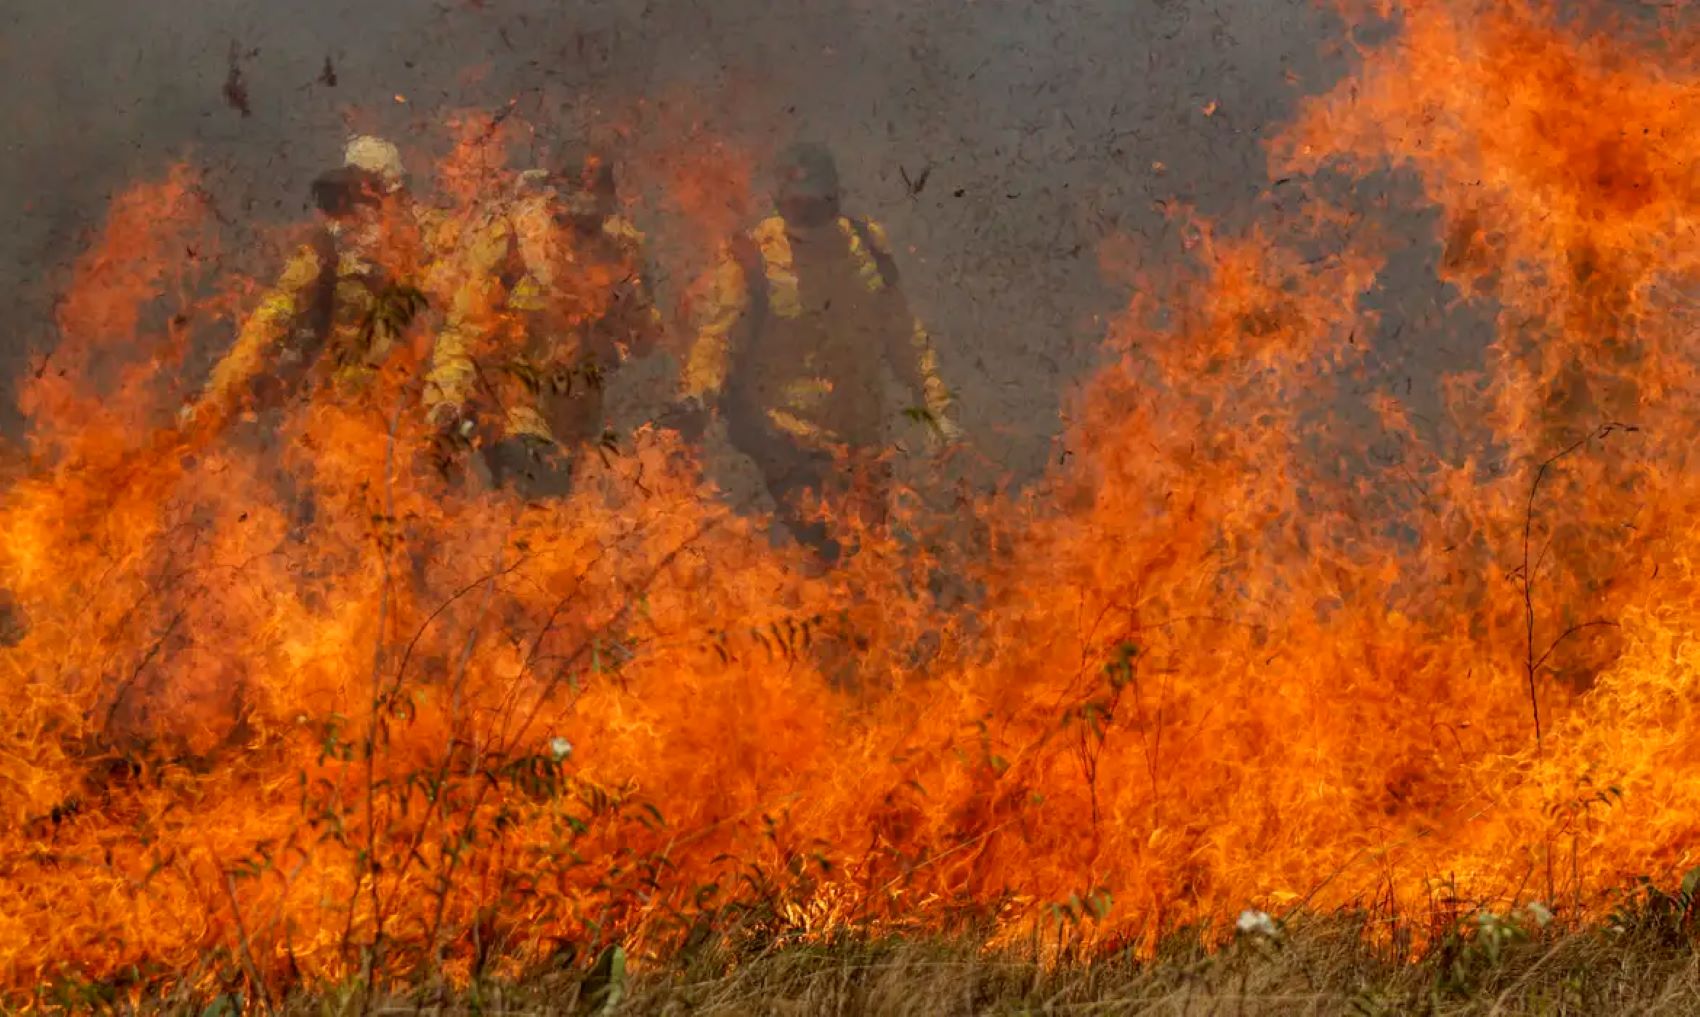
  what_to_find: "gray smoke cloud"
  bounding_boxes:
[1,0,1366,481]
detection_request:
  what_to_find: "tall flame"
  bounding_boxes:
[5,0,1700,1000]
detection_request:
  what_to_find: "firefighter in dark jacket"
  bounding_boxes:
[423,154,662,496]
[675,142,961,562]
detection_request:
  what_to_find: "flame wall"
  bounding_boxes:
[5,0,1700,1002]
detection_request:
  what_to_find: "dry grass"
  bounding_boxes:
[514,927,1698,1016]
[98,908,1700,1017]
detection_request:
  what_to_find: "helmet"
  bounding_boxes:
[775,142,840,226]
[343,136,406,192]
[514,168,554,195]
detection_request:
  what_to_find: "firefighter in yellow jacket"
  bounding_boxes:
[676,142,961,562]
[422,153,661,496]
[183,136,430,426]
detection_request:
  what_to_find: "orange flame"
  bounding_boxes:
[7,0,1700,1000]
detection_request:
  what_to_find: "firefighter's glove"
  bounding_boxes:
[433,403,478,445]
[421,404,477,478]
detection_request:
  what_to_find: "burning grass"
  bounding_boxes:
[8,0,1700,1007]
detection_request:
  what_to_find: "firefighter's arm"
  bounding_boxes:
[903,317,962,442]
[862,221,962,442]
[678,243,750,405]
[421,216,511,428]
[190,243,326,421]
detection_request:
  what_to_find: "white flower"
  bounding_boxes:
[549,736,573,762]
[1524,901,1554,928]
[1236,909,1277,937]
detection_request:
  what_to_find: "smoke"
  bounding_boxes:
[2,0,1346,479]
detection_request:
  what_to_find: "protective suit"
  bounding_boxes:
[422,156,661,496]
[678,142,960,560]
[186,137,429,424]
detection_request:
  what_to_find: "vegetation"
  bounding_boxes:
[39,886,1700,1015]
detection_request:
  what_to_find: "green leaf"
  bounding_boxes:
[1088,888,1114,921]
[579,944,627,1015]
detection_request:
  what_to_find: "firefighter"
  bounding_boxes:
[673,141,962,563]
[182,137,429,426]
[422,152,661,497]
[177,136,435,586]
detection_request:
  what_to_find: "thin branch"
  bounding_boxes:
[353,396,405,1005]
[101,608,186,736]
[1520,422,1632,751]
[381,555,531,711]
[418,509,737,970]
[221,869,276,1014]
[1534,619,1622,676]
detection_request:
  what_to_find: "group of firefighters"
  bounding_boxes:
[179,133,965,566]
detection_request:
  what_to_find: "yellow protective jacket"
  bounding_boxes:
[196,208,440,420]
[681,214,953,449]
[422,196,660,446]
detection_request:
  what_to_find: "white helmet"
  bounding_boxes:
[343,136,406,192]
[514,168,554,194]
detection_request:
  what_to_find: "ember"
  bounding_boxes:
[4,0,1700,1003]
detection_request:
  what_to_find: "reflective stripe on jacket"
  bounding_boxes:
[681,214,952,447]
[199,204,438,418]
[423,198,659,445]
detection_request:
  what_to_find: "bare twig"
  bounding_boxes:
[352,396,406,1008]
[380,554,531,712]
[1517,422,1632,751]
[101,608,186,735]
[221,869,276,1014]
[416,508,737,972]
[1533,620,1621,676]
